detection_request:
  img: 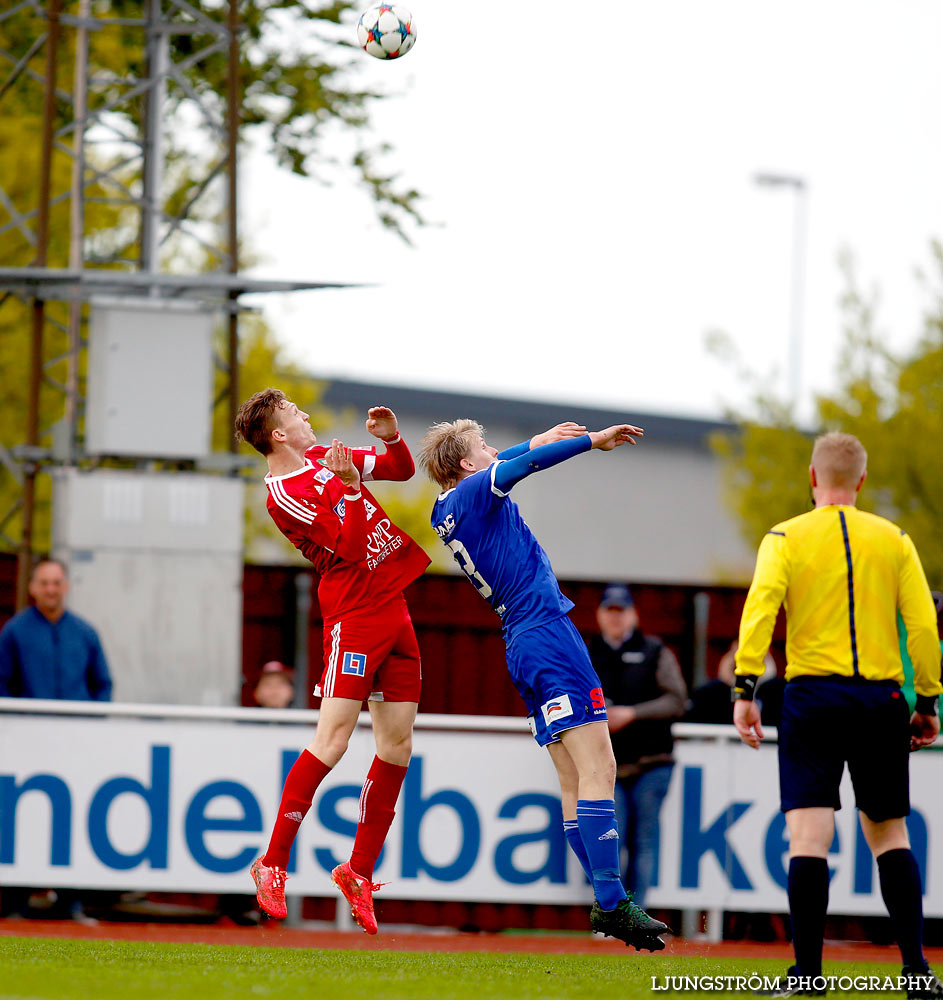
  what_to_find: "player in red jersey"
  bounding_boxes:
[235,388,430,933]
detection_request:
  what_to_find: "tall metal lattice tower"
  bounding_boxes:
[0,0,350,607]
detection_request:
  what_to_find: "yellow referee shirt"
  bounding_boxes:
[736,504,942,700]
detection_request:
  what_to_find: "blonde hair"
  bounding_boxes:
[418,419,485,489]
[810,432,867,489]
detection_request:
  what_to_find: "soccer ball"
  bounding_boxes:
[357,4,417,60]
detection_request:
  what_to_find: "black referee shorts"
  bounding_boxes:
[778,674,911,821]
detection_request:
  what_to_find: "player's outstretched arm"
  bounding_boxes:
[365,405,415,482]
[497,422,588,461]
[588,424,644,450]
[492,421,643,493]
[529,421,588,450]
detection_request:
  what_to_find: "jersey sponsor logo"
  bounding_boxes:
[434,512,456,539]
[365,517,407,570]
[332,497,379,523]
[590,687,606,710]
[540,694,573,727]
[313,467,334,485]
[341,652,367,677]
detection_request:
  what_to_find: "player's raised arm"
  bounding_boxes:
[497,421,588,461]
[588,424,644,450]
[493,421,643,493]
[365,405,415,482]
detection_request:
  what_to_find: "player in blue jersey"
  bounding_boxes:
[418,418,668,951]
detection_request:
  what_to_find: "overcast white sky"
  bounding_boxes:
[241,1,943,424]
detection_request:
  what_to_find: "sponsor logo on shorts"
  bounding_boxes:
[540,694,573,727]
[342,651,367,677]
[598,828,619,841]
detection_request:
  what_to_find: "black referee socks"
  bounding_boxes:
[878,847,928,973]
[788,856,830,977]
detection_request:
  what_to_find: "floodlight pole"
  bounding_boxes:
[141,0,168,277]
[65,0,91,448]
[226,0,240,451]
[18,0,62,610]
[754,173,808,413]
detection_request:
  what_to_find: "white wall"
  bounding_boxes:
[51,469,245,705]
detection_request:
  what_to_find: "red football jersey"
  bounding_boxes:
[264,444,430,624]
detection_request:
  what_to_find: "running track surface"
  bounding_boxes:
[2,919,942,964]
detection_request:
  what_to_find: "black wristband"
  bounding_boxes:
[915,694,939,716]
[731,674,758,702]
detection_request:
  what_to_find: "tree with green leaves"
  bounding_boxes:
[0,1,425,557]
[711,243,943,589]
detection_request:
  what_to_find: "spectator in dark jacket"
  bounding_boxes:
[588,584,686,909]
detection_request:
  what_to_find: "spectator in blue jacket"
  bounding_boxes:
[0,558,111,924]
[0,559,112,701]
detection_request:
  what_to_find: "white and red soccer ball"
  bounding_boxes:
[357,4,416,60]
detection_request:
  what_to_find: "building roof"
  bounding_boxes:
[321,377,736,450]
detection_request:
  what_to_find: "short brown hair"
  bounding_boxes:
[31,558,68,580]
[418,419,485,489]
[811,431,867,489]
[234,388,288,455]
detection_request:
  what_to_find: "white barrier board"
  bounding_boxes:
[1,712,941,915]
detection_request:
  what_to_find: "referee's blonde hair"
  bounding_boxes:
[418,419,485,489]
[811,431,867,489]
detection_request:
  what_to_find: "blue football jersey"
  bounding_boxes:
[431,461,573,640]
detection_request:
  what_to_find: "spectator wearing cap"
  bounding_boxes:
[253,661,295,709]
[588,584,687,909]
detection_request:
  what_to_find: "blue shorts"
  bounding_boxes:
[778,675,911,820]
[505,615,608,747]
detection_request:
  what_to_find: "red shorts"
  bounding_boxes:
[315,595,421,703]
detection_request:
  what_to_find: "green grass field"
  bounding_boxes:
[0,937,908,1000]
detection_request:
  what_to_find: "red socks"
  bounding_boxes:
[262,751,407,879]
[262,749,331,870]
[349,756,409,880]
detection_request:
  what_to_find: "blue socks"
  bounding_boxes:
[563,820,592,881]
[576,799,626,910]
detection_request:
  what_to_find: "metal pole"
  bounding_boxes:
[753,173,808,416]
[18,0,62,610]
[65,0,91,453]
[226,0,240,448]
[141,0,167,277]
[788,183,808,411]
[292,571,311,709]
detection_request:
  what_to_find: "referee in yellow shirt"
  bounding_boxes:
[733,432,942,998]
